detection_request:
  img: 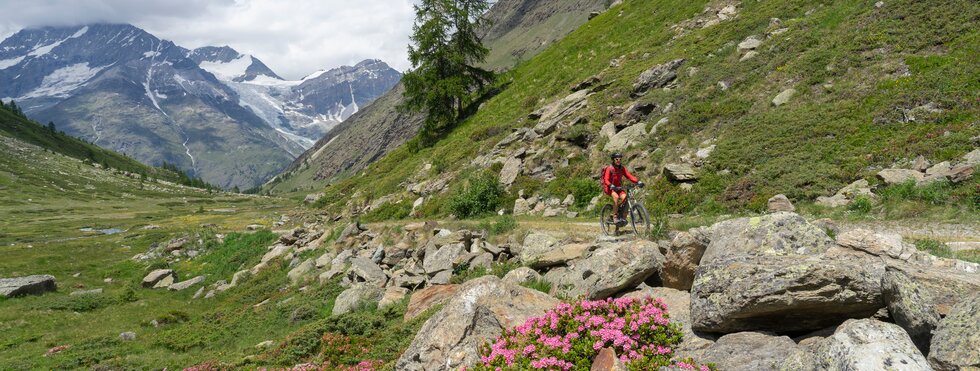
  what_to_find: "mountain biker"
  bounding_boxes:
[602,153,644,224]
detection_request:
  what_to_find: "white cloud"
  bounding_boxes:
[0,0,417,79]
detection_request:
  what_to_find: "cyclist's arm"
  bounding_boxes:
[623,167,639,184]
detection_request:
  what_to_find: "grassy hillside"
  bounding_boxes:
[309,0,978,222]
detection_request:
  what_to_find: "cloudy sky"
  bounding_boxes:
[0,0,418,79]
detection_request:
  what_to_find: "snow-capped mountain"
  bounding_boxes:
[0,24,400,189]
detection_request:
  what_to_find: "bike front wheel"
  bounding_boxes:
[599,204,615,236]
[629,204,651,237]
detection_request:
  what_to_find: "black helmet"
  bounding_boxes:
[610,152,623,160]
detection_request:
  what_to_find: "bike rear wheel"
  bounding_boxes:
[629,204,651,237]
[599,204,615,236]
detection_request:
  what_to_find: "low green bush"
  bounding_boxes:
[519,278,552,294]
[449,171,503,218]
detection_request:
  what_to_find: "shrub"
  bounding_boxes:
[914,239,952,259]
[480,215,517,236]
[449,171,503,218]
[847,196,873,214]
[472,296,714,370]
[362,201,412,222]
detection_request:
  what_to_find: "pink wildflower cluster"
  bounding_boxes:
[472,296,714,370]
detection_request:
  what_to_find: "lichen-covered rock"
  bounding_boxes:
[347,257,387,286]
[877,169,925,185]
[662,229,709,290]
[168,276,205,291]
[882,268,940,353]
[502,267,542,285]
[691,254,885,333]
[692,213,883,333]
[332,284,384,316]
[396,276,559,370]
[663,163,698,182]
[519,231,562,264]
[604,123,648,152]
[811,319,931,371]
[632,59,684,97]
[929,295,980,371]
[836,229,916,260]
[699,332,800,371]
[545,239,664,299]
[287,259,316,285]
[142,269,175,288]
[528,242,593,268]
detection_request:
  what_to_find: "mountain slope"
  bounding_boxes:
[0,24,400,190]
[264,0,617,195]
[308,0,978,220]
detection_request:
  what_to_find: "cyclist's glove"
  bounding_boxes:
[637,181,645,188]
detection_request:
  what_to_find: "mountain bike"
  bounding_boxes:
[599,183,651,237]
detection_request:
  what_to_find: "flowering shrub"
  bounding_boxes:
[471,296,714,370]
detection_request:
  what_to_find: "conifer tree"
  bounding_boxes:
[402,0,494,146]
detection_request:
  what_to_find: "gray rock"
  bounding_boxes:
[348,257,387,286]
[632,59,685,97]
[811,319,931,371]
[963,149,980,166]
[513,197,531,215]
[499,157,523,187]
[469,252,494,270]
[772,88,797,106]
[700,212,836,263]
[882,268,940,353]
[767,194,795,212]
[604,122,649,152]
[502,267,542,285]
[877,169,925,185]
[929,294,980,371]
[404,284,461,322]
[287,259,316,285]
[662,229,709,290]
[700,332,800,371]
[532,89,590,136]
[663,163,697,181]
[947,164,975,184]
[738,35,763,50]
[836,229,916,260]
[396,276,559,370]
[546,239,664,299]
[141,269,175,288]
[337,222,366,242]
[168,276,205,291]
[527,242,593,269]
[423,242,465,276]
[315,251,336,269]
[332,284,384,316]
[519,232,562,264]
[119,332,137,341]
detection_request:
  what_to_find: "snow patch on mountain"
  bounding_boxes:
[0,56,24,70]
[27,26,89,57]
[199,54,253,80]
[20,62,105,99]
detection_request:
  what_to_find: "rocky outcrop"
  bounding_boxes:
[604,123,649,152]
[544,239,664,299]
[396,276,559,370]
[663,163,698,182]
[0,275,57,298]
[531,89,590,136]
[929,295,980,371]
[404,284,461,322]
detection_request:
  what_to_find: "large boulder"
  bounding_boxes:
[499,157,523,187]
[0,275,57,298]
[836,229,917,260]
[502,267,542,286]
[929,294,980,371]
[404,284,461,322]
[632,59,684,97]
[332,284,384,316]
[809,319,931,371]
[544,239,664,299]
[691,213,884,333]
[395,276,559,370]
[141,269,176,288]
[662,229,709,290]
[767,194,795,212]
[882,268,940,353]
[423,242,466,276]
[287,259,316,285]
[699,332,800,371]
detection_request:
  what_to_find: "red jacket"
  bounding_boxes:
[602,165,638,193]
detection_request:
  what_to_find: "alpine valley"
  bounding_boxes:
[0,23,401,189]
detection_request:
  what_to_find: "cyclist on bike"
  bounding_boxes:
[602,153,644,225]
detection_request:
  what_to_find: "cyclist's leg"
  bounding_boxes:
[611,192,621,221]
